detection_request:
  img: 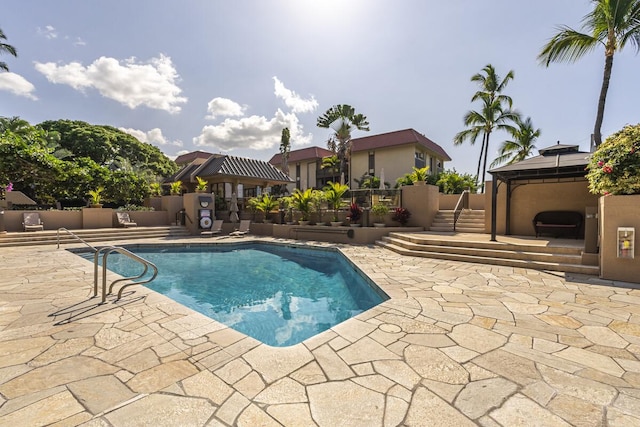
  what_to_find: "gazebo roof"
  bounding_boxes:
[192,155,292,184]
[489,143,591,181]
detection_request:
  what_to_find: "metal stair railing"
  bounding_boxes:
[57,227,97,251]
[92,246,158,303]
[452,189,470,232]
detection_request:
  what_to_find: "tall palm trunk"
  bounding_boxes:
[480,131,492,193]
[594,53,614,147]
[475,133,487,189]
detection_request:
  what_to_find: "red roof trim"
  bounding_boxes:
[351,128,451,161]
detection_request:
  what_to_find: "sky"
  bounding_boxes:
[1,0,639,176]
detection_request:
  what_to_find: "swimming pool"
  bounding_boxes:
[84,243,387,347]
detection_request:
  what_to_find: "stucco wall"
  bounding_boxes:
[487,178,598,236]
[439,194,485,210]
[599,195,640,283]
[400,184,439,228]
[351,145,415,188]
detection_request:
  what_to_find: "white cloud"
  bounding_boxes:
[34,54,187,113]
[120,127,183,147]
[193,108,312,151]
[0,73,38,100]
[273,76,318,113]
[73,37,86,47]
[206,97,246,120]
[37,25,58,39]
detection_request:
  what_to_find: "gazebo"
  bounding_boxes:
[488,142,595,241]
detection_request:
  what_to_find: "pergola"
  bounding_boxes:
[488,143,592,241]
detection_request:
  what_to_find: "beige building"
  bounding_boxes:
[269,146,335,192]
[350,128,451,188]
[269,129,451,191]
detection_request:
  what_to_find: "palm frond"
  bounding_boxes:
[538,26,601,65]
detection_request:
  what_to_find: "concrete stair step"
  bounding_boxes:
[382,236,583,264]
[0,226,190,248]
[388,232,583,255]
[377,240,599,275]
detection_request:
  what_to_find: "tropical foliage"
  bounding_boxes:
[347,202,363,223]
[0,28,17,72]
[410,166,430,183]
[436,170,478,194]
[323,181,349,221]
[0,117,177,205]
[454,64,519,192]
[195,176,208,191]
[169,181,183,195]
[586,123,640,195]
[280,127,291,175]
[392,207,411,225]
[317,104,369,182]
[290,188,315,221]
[490,116,541,167]
[371,203,389,222]
[538,0,640,146]
[252,194,279,221]
[321,155,340,183]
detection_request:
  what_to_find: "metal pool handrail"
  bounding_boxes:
[97,246,158,303]
[57,227,97,251]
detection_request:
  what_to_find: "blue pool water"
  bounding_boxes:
[84,243,387,347]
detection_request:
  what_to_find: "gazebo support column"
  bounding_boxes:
[505,179,512,235]
[490,177,498,242]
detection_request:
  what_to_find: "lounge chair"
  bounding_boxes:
[201,219,223,237]
[229,220,251,237]
[22,212,44,231]
[116,212,137,228]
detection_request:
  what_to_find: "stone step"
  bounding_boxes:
[377,239,599,275]
[382,236,583,264]
[0,226,190,248]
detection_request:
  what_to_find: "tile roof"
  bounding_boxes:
[193,155,292,183]
[269,146,335,166]
[174,150,215,165]
[351,128,451,161]
[165,163,199,183]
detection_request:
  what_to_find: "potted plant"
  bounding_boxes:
[347,202,363,227]
[410,166,430,185]
[291,188,314,224]
[195,176,208,193]
[170,180,183,195]
[324,181,349,226]
[392,207,411,226]
[279,196,295,224]
[371,203,388,227]
[88,186,104,208]
[311,189,326,225]
[255,193,279,222]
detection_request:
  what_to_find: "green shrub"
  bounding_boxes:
[587,124,640,195]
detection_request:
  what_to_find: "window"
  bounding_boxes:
[296,164,301,189]
[368,152,375,174]
[415,151,426,168]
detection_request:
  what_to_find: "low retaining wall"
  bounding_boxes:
[272,224,424,244]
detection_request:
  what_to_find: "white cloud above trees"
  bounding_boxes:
[34,54,187,113]
[0,72,38,100]
[120,127,183,147]
[193,77,316,152]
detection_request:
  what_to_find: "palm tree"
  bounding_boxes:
[321,155,340,184]
[490,116,541,168]
[538,0,640,147]
[279,127,290,175]
[317,104,369,185]
[454,65,518,192]
[0,28,17,72]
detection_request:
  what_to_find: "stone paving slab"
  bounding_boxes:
[1,237,640,425]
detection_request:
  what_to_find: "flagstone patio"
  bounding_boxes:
[1,236,640,426]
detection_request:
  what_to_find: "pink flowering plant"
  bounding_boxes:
[0,182,12,199]
[587,124,640,195]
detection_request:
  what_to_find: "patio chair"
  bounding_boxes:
[229,220,251,237]
[116,212,137,228]
[201,219,223,237]
[22,212,44,231]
